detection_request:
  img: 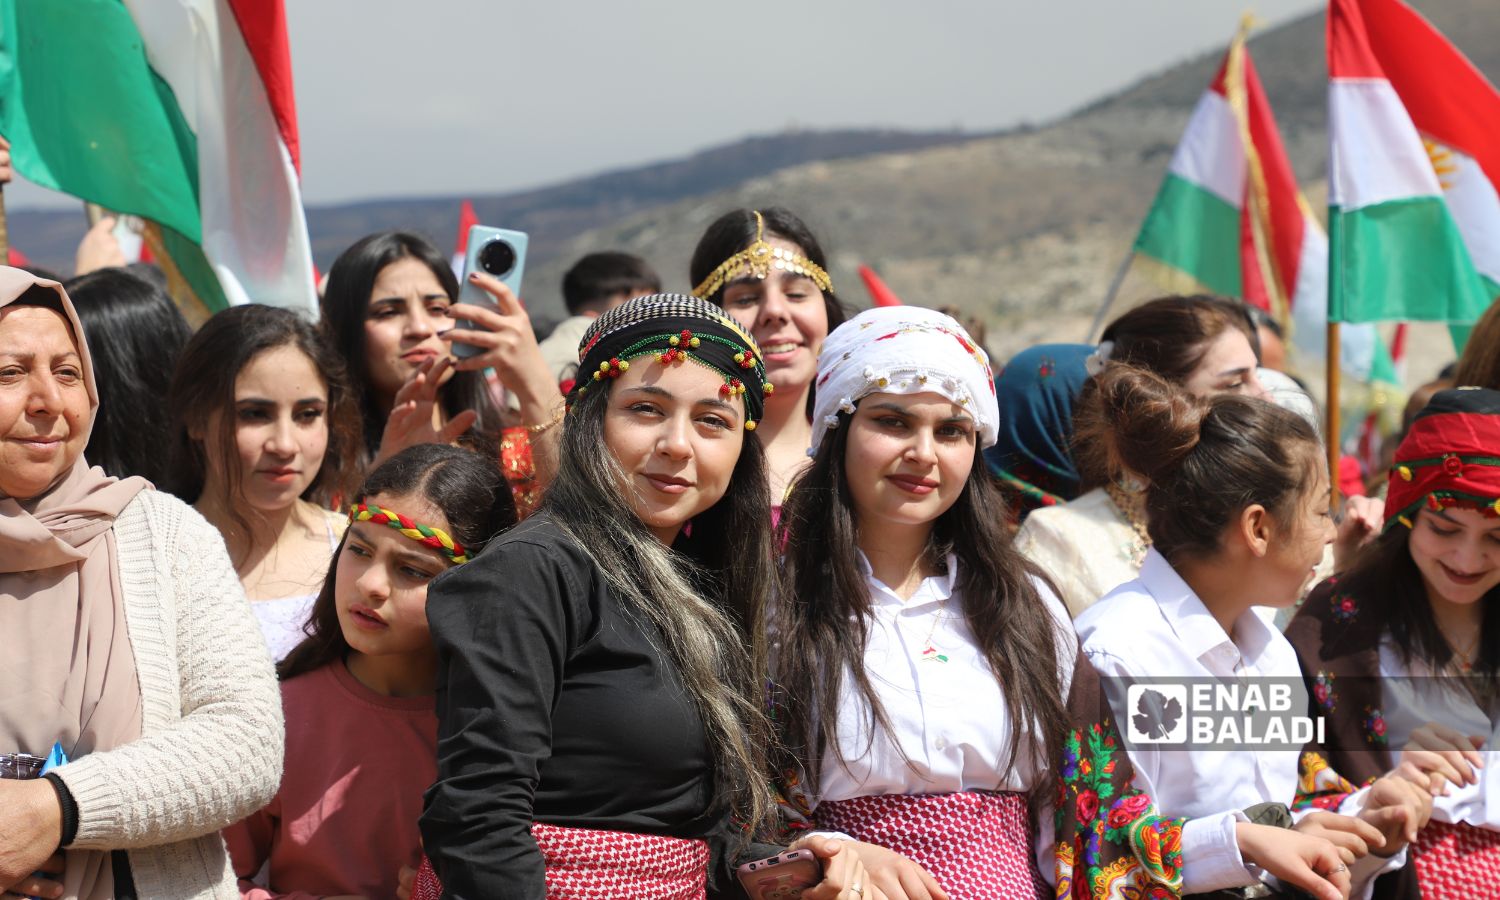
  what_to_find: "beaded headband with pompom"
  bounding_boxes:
[348,503,470,564]
[1385,387,1500,531]
[569,292,773,431]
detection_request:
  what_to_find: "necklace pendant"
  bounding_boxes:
[920,644,949,664]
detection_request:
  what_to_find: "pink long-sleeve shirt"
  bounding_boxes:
[223,660,436,900]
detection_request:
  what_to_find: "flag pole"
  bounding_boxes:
[1326,321,1342,512]
[1086,250,1133,340]
[0,185,9,262]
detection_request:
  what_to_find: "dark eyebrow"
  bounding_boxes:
[0,351,81,362]
[1216,366,1253,379]
[620,384,740,416]
[866,400,973,424]
[236,396,326,407]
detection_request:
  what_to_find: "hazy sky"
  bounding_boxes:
[10,0,1323,210]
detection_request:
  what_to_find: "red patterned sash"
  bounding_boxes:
[814,790,1048,900]
[1412,819,1500,900]
[413,821,708,900]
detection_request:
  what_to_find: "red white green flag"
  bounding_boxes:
[0,0,316,316]
[1131,25,1379,378]
[1327,0,1500,328]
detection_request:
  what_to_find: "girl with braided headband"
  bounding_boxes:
[1288,387,1500,898]
[415,294,870,899]
[223,443,517,900]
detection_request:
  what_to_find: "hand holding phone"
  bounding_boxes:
[736,849,823,900]
[451,225,529,360]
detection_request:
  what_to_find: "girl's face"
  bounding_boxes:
[336,490,450,660]
[1183,328,1270,400]
[602,356,747,545]
[205,344,328,511]
[1409,506,1500,607]
[1261,453,1336,606]
[719,237,830,397]
[362,257,455,403]
[843,391,978,531]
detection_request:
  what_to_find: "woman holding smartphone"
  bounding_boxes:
[320,231,563,516]
[415,294,868,899]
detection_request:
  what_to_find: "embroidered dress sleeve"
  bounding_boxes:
[1053,646,1190,898]
[419,532,584,899]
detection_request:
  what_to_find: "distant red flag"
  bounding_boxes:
[7,247,30,267]
[450,200,479,277]
[858,264,902,307]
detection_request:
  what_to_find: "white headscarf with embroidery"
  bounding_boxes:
[808,305,998,456]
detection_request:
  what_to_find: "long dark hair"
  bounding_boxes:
[1092,364,1320,563]
[320,231,504,462]
[65,268,192,484]
[690,208,847,418]
[1335,525,1500,681]
[165,304,361,513]
[1075,295,1259,489]
[542,381,777,832]
[278,443,517,681]
[773,406,1069,796]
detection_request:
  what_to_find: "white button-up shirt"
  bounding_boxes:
[813,551,1226,886]
[1076,549,1397,895]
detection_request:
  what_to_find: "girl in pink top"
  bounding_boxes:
[223,444,517,899]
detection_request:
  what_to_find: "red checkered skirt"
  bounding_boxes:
[412,822,710,900]
[813,790,1047,900]
[1411,818,1500,900]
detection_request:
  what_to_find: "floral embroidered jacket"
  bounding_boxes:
[1285,578,1419,900]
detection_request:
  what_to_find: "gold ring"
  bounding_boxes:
[850,881,863,896]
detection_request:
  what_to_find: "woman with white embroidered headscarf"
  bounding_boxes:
[0,268,282,900]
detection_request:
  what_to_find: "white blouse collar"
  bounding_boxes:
[855,550,960,610]
[1137,548,1279,670]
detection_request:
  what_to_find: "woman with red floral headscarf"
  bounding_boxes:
[1289,387,1500,899]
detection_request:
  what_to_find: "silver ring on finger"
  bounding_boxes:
[1330,863,1349,874]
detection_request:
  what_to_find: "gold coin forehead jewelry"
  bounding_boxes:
[691,210,834,300]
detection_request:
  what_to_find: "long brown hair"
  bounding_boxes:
[541,381,778,833]
[166,304,361,519]
[772,407,1069,796]
[278,443,517,681]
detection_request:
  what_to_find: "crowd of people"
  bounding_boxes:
[1,203,1498,900]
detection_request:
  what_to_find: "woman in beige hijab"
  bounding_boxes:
[0,269,283,900]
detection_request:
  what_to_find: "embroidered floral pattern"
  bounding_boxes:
[1055,723,1184,897]
[1312,670,1338,713]
[1330,593,1358,624]
[1363,706,1389,746]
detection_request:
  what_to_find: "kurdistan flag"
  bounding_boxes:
[0,0,316,317]
[1327,0,1499,328]
[1131,26,1379,378]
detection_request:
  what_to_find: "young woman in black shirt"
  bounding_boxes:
[415,294,871,899]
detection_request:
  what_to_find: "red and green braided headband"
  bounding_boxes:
[348,503,469,564]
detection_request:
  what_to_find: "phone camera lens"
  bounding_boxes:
[478,240,517,277]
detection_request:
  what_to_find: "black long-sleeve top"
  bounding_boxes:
[419,512,764,899]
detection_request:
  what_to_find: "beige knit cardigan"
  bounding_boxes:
[52,490,284,899]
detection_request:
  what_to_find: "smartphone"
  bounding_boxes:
[452,224,529,359]
[736,848,822,900]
